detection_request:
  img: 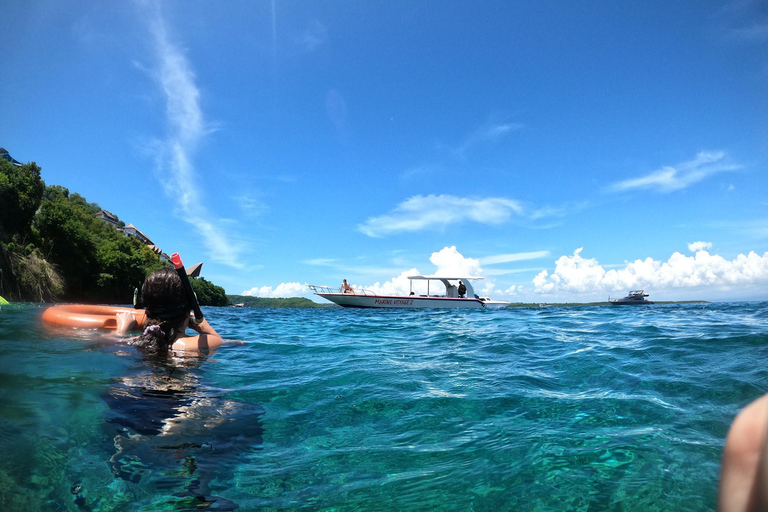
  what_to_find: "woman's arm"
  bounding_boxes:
[173,318,224,353]
[115,311,137,336]
[187,317,220,337]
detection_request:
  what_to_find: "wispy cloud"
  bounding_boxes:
[234,193,268,218]
[529,202,588,220]
[326,89,349,143]
[452,122,524,157]
[720,1,768,43]
[145,2,244,267]
[299,19,327,51]
[399,164,440,183]
[732,21,768,41]
[484,267,547,276]
[708,218,768,240]
[358,194,524,237]
[72,13,104,48]
[606,151,739,194]
[304,258,337,266]
[480,251,551,265]
[358,194,580,237]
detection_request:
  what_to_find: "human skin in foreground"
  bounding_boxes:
[719,393,768,511]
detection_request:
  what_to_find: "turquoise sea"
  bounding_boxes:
[1,302,767,511]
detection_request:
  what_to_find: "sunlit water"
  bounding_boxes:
[1,302,767,511]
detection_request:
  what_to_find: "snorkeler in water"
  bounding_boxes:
[116,267,223,354]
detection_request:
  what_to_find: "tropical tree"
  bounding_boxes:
[0,159,44,241]
[190,277,230,307]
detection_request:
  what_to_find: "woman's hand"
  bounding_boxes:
[115,311,137,335]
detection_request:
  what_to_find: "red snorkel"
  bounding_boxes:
[171,252,204,325]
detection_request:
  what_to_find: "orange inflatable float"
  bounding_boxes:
[42,305,146,330]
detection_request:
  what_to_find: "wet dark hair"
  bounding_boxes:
[131,267,191,354]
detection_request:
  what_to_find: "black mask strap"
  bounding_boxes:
[147,303,190,320]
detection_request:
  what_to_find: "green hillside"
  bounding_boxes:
[0,153,226,305]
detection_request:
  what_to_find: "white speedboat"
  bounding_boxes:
[308,276,509,309]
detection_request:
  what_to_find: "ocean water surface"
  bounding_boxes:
[1,302,767,511]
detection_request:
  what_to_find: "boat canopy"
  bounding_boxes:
[407,275,484,281]
[406,275,482,298]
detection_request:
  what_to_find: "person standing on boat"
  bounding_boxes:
[341,279,353,294]
[458,281,467,298]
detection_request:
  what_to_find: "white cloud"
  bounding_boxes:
[334,247,486,297]
[358,195,524,237]
[533,247,768,296]
[362,269,421,296]
[430,246,483,276]
[606,151,739,194]
[688,241,712,253]
[503,285,524,295]
[242,282,308,298]
[146,3,244,268]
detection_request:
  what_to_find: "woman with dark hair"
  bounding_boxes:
[117,267,222,354]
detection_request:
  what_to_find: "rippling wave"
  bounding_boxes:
[1,302,766,510]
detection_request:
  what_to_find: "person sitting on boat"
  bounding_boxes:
[341,279,353,294]
[458,281,467,298]
[116,267,223,355]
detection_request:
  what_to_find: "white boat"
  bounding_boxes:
[610,290,654,305]
[308,276,509,309]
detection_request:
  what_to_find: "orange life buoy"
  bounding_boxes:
[42,305,147,330]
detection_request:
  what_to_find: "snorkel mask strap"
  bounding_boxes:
[171,253,204,325]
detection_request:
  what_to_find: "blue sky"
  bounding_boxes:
[2,0,767,302]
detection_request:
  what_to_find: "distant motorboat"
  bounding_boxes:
[308,276,509,309]
[610,290,654,305]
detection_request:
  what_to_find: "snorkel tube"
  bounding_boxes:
[171,252,204,325]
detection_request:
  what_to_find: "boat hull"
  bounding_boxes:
[317,293,502,309]
[610,300,654,305]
